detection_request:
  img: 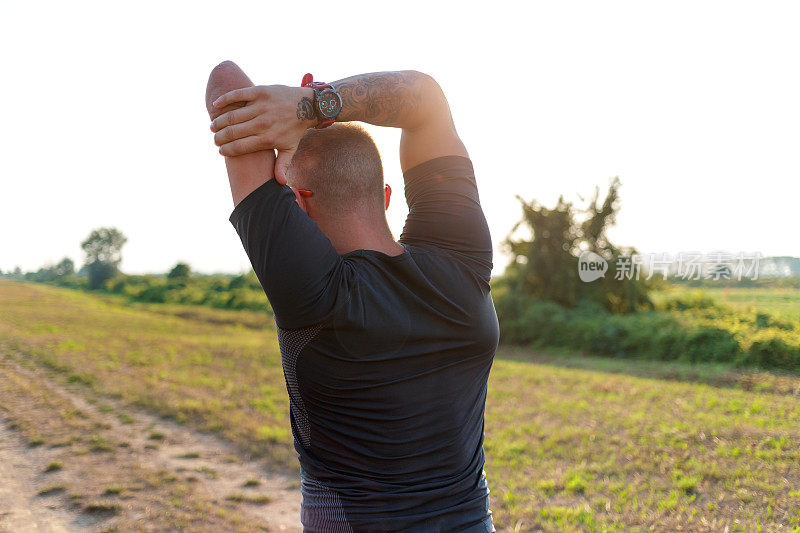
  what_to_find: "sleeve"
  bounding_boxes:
[399,155,493,273]
[229,179,349,329]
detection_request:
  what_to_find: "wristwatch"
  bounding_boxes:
[301,73,342,129]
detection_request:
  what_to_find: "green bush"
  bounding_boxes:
[682,326,741,364]
[495,291,800,372]
[740,331,800,371]
[652,326,689,361]
[54,271,273,314]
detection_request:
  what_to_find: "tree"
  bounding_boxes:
[503,178,650,313]
[85,261,119,289]
[54,257,75,277]
[81,227,127,265]
[504,195,580,308]
[229,269,262,291]
[167,262,191,279]
[81,227,127,289]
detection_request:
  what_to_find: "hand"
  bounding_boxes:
[210,85,317,184]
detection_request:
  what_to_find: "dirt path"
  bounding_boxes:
[0,355,301,532]
[0,424,77,532]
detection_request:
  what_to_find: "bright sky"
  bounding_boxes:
[2,1,798,276]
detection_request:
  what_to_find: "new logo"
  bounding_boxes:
[578,251,608,282]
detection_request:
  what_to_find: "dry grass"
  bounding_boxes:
[226,492,272,504]
[0,343,269,530]
[0,280,292,467]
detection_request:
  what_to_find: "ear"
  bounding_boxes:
[291,186,309,212]
[384,184,392,211]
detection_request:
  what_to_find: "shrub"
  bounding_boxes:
[495,290,800,372]
[682,326,741,364]
[740,332,800,371]
[652,326,688,361]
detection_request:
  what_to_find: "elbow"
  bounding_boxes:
[409,70,437,86]
[205,61,253,119]
[410,70,446,101]
[405,70,450,127]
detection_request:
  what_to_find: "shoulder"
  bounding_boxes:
[402,156,476,195]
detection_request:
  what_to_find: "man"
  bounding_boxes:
[205,61,498,532]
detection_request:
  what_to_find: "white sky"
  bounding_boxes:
[1,1,798,276]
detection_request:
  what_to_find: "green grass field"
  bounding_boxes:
[659,286,800,321]
[2,280,800,531]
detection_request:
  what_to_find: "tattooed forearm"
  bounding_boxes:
[296,96,316,121]
[332,71,432,129]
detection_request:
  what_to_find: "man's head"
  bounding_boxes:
[287,123,391,221]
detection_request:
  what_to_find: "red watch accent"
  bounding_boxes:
[301,73,338,129]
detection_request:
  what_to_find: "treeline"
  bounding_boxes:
[106,267,269,312]
[0,226,271,313]
[493,285,800,372]
[2,262,270,313]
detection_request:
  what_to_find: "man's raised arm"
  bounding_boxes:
[333,71,468,171]
[207,62,345,329]
[205,61,275,206]
[209,70,468,180]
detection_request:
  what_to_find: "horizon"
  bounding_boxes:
[2,1,798,276]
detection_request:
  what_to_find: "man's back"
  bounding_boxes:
[229,155,497,531]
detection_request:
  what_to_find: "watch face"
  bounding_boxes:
[317,88,342,118]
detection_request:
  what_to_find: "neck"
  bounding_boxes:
[315,212,405,256]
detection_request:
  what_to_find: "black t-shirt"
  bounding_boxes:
[230,156,499,532]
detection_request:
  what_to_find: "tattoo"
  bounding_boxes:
[334,71,426,127]
[296,96,315,121]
